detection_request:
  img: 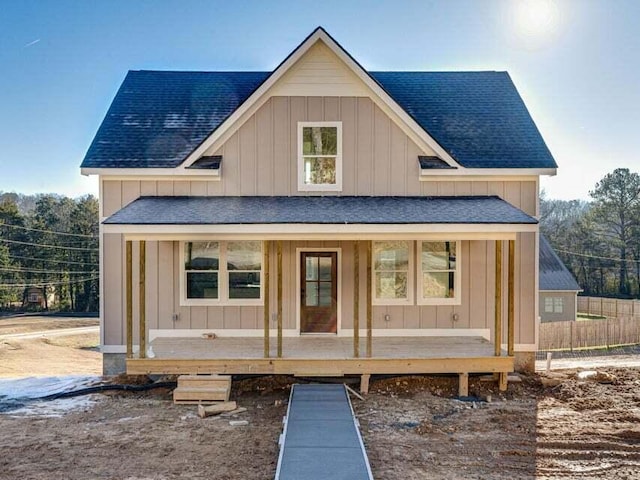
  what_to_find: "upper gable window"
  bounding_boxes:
[298,122,342,191]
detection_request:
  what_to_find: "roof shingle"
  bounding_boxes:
[539,234,581,291]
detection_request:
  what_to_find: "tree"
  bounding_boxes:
[589,168,640,296]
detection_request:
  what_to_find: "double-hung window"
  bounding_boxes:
[372,241,413,305]
[298,122,342,191]
[182,241,262,305]
[544,296,564,313]
[418,241,461,305]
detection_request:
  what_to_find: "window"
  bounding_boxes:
[372,241,413,305]
[418,241,461,305]
[545,296,564,313]
[298,122,342,191]
[182,241,262,305]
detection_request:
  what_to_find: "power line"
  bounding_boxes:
[0,276,99,288]
[555,248,639,263]
[0,266,96,275]
[6,254,99,267]
[0,238,98,252]
[0,222,98,239]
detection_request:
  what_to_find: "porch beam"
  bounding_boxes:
[366,241,372,358]
[139,240,146,359]
[508,239,515,356]
[125,241,133,358]
[263,241,270,358]
[494,240,502,357]
[353,241,360,358]
[277,240,283,358]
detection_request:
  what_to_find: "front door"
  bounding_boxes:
[300,252,338,333]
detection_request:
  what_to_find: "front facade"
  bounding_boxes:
[82,28,557,383]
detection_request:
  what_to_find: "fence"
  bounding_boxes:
[577,296,640,319]
[538,316,640,351]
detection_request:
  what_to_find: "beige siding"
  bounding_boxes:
[540,291,577,323]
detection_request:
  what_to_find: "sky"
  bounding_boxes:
[0,0,638,200]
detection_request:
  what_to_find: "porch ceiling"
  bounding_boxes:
[103,195,537,238]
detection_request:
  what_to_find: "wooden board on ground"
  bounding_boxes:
[198,401,237,418]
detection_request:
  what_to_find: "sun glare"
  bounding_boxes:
[512,0,560,46]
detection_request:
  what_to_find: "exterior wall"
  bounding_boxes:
[539,291,577,322]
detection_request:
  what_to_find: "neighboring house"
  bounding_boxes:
[81,28,558,387]
[22,286,55,309]
[539,234,581,322]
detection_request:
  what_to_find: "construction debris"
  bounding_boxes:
[229,420,249,426]
[577,370,617,384]
[197,401,237,418]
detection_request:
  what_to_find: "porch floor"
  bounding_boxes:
[149,335,499,360]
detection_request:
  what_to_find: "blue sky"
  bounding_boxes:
[0,0,638,200]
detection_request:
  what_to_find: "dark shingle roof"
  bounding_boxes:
[81,70,557,170]
[418,155,456,169]
[539,234,581,291]
[103,195,537,225]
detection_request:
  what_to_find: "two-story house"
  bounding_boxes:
[81,28,557,393]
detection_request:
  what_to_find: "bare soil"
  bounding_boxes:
[0,315,639,479]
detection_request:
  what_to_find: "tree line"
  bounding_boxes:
[541,168,640,298]
[0,192,99,312]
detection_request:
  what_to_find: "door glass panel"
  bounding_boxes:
[305,256,318,280]
[319,282,332,306]
[305,281,318,306]
[319,257,332,280]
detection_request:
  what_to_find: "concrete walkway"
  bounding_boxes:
[275,384,373,480]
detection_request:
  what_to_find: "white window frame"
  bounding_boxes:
[417,240,462,306]
[297,121,343,192]
[553,296,564,313]
[179,241,263,306]
[371,241,414,306]
[544,296,554,313]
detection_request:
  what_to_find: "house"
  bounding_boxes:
[22,286,55,309]
[80,27,557,391]
[539,234,581,322]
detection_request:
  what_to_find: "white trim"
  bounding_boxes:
[295,248,342,335]
[417,240,462,306]
[502,343,537,352]
[179,240,264,307]
[82,168,220,178]
[99,177,105,349]
[297,121,342,192]
[105,223,535,237]
[371,241,415,306]
[102,345,133,354]
[420,168,556,178]
[178,28,461,171]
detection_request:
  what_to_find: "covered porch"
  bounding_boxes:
[103,195,537,392]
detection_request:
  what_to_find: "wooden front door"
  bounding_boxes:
[300,252,338,334]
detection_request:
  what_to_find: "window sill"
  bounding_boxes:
[180,299,263,307]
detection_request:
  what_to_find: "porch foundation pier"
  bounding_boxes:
[366,241,372,358]
[139,240,146,359]
[353,240,360,358]
[125,241,133,359]
[277,240,283,358]
[508,239,515,357]
[263,241,270,358]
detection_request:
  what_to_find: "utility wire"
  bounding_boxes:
[0,266,96,275]
[0,222,98,239]
[555,248,640,263]
[5,254,98,267]
[0,276,99,288]
[0,238,98,252]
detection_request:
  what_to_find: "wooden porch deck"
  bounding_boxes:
[126,336,514,378]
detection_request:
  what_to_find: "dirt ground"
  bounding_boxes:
[0,315,639,479]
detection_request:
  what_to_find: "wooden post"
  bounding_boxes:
[263,241,270,358]
[366,241,373,358]
[277,240,283,358]
[126,241,133,359]
[458,372,469,397]
[494,240,502,357]
[353,241,360,358]
[139,240,146,359]
[508,239,515,357]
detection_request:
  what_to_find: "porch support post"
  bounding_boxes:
[494,240,502,357]
[353,241,360,358]
[366,241,372,358]
[277,240,283,358]
[263,241,270,358]
[139,240,146,359]
[508,239,515,357]
[125,241,133,359]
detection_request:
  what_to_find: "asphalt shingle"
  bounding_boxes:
[539,234,581,291]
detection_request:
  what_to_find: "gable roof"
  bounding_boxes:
[539,234,581,291]
[81,28,557,171]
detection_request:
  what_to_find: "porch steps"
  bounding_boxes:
[275,384,373,480]
[173,375,232,404]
